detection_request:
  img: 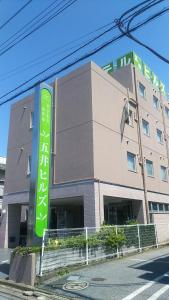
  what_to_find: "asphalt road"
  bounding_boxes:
[0,249,11,279]
[40,246,169,300]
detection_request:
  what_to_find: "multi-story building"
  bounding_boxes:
[1,52,169,248]
[0,156,6,215]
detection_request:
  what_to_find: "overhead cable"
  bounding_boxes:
[0,4,166,107]
[118,0,169,64]
[0,0,32,31]
[0,0,78,57]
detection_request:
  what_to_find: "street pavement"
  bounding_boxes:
[39,246,169,300]
[0,248,11,279]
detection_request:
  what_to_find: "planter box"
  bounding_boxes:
[9,252,36,286]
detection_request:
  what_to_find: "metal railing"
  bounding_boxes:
[38,223,169,276]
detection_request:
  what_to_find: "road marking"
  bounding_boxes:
[121,272,169,300]
[0,260,9,264]
[156,260,169,264]
[129,259,147,262]
[147,285,169,300]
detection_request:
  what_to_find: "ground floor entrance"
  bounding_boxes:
[104,196,143,225]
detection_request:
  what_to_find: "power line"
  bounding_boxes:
[0,0,155,81]
[118,0,169,64]
[0,21,119,100]
[0,0,32,30]
[0,1,151,86]
[0,0,59,50]
[0,3,166,107]
[0,0,78,57]
[0,19,114,82]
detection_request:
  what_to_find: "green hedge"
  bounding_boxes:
[13,225,156,255]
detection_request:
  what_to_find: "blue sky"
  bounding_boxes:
[0,0,169,156]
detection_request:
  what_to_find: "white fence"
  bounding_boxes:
[38,223,169,276]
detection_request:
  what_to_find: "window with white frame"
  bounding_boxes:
[152,202,158,211]
[165,106,169,119]
[126,109,133,127]
[139,82,146,98]
[164,204,169,211]
[149,202,169,213]
[146,160,154,177]
[27,155,32,176]
[159,203,164,211]
[142,119,150,136]
[156,128,163,143]
[153,95,159,110]
[30,112,34,129]
[127,152,136,172]
[160,165,168,181]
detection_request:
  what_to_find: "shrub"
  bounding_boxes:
[125,219,138,225]
[13,246,41,256]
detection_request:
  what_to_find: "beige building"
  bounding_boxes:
[1,54,169,248]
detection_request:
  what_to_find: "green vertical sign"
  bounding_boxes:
[35,88,52,237]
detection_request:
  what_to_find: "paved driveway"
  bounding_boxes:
[0,249,11,279]
[40,246,169,300]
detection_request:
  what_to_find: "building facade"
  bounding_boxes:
[0,157,6,215]
[1,53,169,248]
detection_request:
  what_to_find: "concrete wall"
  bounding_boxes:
[135,68,169,196]
[53,63,94,183]
[91,63,143,190]
[4,95,34,195]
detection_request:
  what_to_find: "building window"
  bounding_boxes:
[149,202,152,210]
[164,204,169,212]
[127,152,136,172]
[30,112,34,129]
[146,160,154,177]
[160,165,168,181]
[27,155,32,176]
[139,82,146,98]
[149,201,169,213]
[153,95,159,110]
[126,109,133,127]
[142,119,150,136]
[159,203,164,212]
[156,129,163,144]
[165,106,169,119]
[152,202,158,211]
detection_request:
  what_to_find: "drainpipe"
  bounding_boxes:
[133,66,150,224]
[97,179,102,226]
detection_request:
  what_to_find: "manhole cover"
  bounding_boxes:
[63,281,89,291]
[91,278,105,281]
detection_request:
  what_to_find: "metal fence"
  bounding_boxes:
[38,223,169,276]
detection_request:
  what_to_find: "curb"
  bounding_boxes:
[0,279,71,300]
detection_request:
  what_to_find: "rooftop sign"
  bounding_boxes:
[102,51,166,95]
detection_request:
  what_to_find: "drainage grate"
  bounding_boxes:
[91,277,106,281]
[63,281,89,291]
